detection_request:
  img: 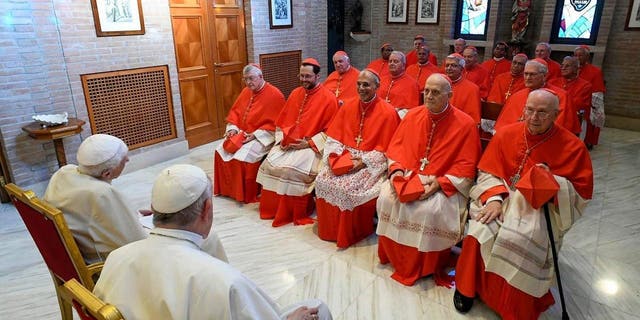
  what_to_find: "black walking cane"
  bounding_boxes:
[543,202,570,320]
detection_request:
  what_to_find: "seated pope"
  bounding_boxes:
[94,164,332,320]
[214,63,285,203]
[44,133,227,264]
[454,89,593,319]
[315,69,400,248]
[376,73,481,286]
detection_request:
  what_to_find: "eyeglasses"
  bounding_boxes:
[524,108,553,120]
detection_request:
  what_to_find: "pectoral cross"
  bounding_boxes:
[419,157,429,171]
[509,173,520,190]
[355,135,363,147]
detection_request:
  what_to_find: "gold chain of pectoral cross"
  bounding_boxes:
[505,77,515,101]
[241,95,254,126]
[419,114,448,171]
[385,80,394,103]
[509,126,557,190]
[355,98,375,147]
[334,75,342,97]
[295,94,309,125]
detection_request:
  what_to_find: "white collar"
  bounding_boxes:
[150,228,205,248]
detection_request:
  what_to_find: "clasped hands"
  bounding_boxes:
[224,130,255,143]
[281,138,310,151]
[389,172,440,200]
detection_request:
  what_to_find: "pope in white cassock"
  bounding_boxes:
[94,164,332,320]
[44,134,227,264]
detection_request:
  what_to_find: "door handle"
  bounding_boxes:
[213,62,225,67]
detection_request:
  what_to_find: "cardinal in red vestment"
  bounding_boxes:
[256,58,338,227]
[376,73,481,286]
[315,69,400,248]
[454,89,593,320]
[214,64,285,203]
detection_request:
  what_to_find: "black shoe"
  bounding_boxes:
[453,289,474,313]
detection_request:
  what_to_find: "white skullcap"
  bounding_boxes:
[151,164,209,214]
[77,134,127,166]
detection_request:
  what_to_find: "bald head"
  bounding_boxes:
[524,89,560,134]
[423,74,453,113]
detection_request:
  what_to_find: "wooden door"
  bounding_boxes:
[210,0,247,137]
[169,0,247,148]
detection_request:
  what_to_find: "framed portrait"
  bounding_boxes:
[550,0,604,44]
[416,0,439,24]
[387,0,408,24]
[90,0,145,37]
[269,0,293,29]
[626,0,640,30]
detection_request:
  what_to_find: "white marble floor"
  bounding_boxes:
[1,128,639,320]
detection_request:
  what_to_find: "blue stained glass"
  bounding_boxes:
[460,0,487,35]
[557,0,598,39]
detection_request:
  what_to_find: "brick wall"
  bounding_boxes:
[603,1,640,118]
[0,0,184,186]
[342,0,639,125]
[245,0,328,78]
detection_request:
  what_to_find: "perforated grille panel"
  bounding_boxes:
[81,66,177,150]
[260,50,301,98]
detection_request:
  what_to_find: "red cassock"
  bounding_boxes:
[494,84,581,134]
[451,78,482,125]
[481,58,511,90]
[545,58,562,81]
[406,62,440,92]
[214,82,285,203]
[378,73,420,110]
[549,77,593,135]
[464,64,491,99]
[377,105,480,286]
[579,63,606,145]
[257,84,338,227]
[315,96,400,248]
[456,121,593,320]
[367,58,391,79]
[487,73,525,104]
[324,66,360,105]
[405,50,438,67]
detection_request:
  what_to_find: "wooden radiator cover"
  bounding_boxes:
[81,65,177,150]
[259,50,301,98]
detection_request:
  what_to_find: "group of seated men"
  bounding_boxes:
[42,37,599,319]
[210,42,595,318]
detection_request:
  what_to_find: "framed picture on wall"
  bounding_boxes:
[387,0,408,24]
[269,0,293,29]
[626,0,640,30]
[416,0,439,24]
[90,0,145,37]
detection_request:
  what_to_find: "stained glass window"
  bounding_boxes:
[551,0,604,45]
[455,0,491,40]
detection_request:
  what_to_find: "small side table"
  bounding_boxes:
[22,118,86,168]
